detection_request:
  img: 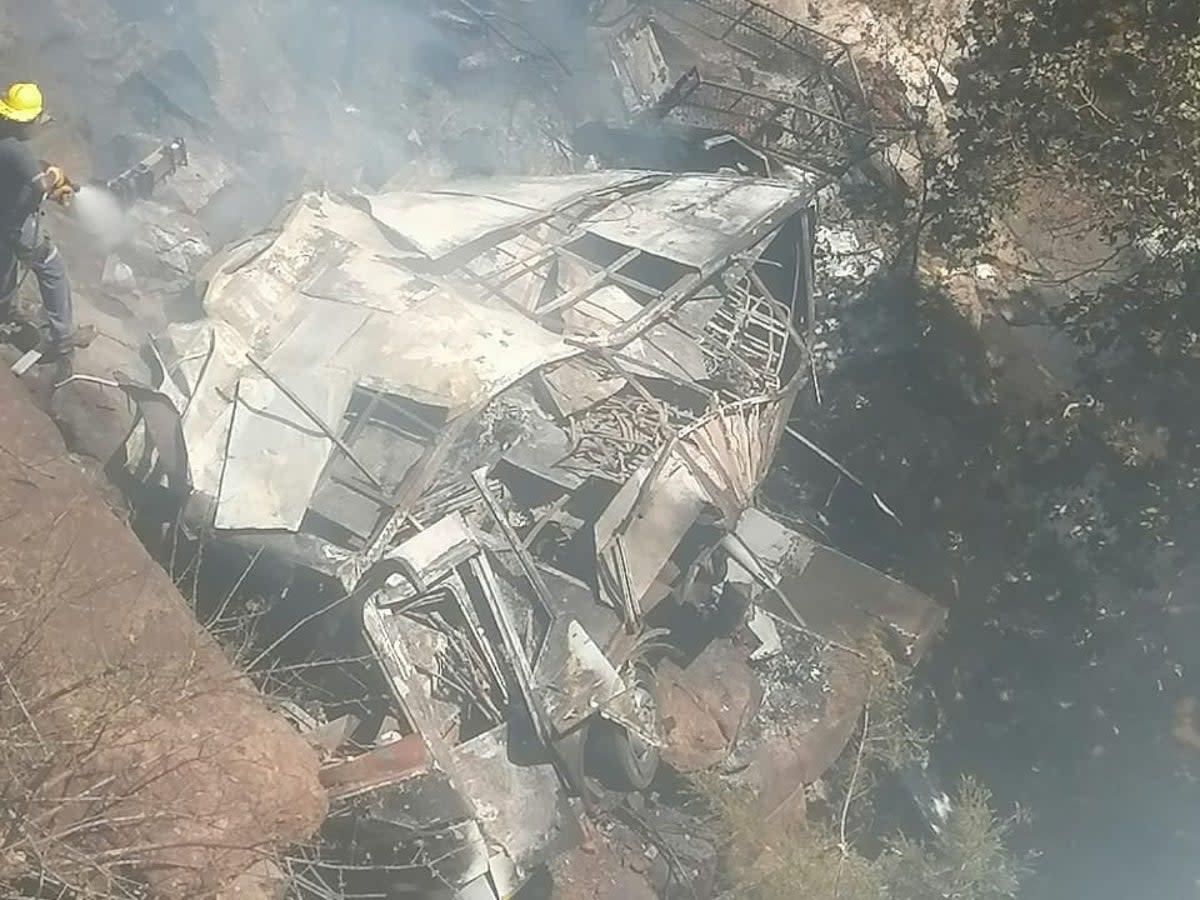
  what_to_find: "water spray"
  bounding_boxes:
[70,183,129,252]
[69,137,190,252]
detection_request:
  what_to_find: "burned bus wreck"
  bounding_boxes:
[118,170,943,897]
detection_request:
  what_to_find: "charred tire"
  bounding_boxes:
[588,663,660,792]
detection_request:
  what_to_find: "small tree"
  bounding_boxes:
[878,778,1026,900]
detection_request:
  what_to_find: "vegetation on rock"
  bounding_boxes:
[916,0,1200,575]
[932,0,1200,254]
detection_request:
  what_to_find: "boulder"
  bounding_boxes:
[656,639,761,773]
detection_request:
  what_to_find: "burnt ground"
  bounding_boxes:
[771,271,1200,900]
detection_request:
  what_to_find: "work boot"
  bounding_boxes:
[65,323,97,349]
[52,354,73,385]
[36,324,97,361]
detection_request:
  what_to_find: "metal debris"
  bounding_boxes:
[785,424,904,525]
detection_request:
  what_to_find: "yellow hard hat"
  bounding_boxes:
[0,83,44,123]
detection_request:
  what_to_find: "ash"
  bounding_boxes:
[736,625,830,755]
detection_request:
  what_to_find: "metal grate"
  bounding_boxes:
[632,0,880,174]
[657,69,874,175]
[662,0,849,68]
[653,0,864,91]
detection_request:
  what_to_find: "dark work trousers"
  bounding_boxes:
[0,211,73,350]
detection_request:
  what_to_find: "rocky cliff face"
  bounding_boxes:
[0,367,327,897]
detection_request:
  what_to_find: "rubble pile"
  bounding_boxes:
[0,0,953,896]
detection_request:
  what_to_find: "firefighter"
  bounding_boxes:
[0,81,91,370]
